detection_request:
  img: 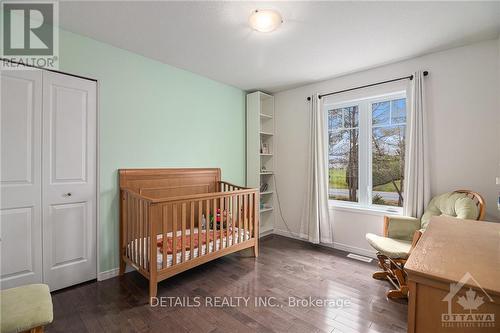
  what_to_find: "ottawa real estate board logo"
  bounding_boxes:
[441,272,495,329]
[1,1,59,69]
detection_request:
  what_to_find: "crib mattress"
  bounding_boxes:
[127,228,251,269]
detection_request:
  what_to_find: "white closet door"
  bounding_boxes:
[42,71,97,291]
[0,69,43,289]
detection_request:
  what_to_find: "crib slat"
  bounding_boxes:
[172,204,178,266]
[240,195,243,243]
[132,197,139,264]
[205,200,210,253]
[213,198,217,251]
[221,196,225,248]
[181,203,187,263]
[238,195,242,244]
[125,192,129,259]
[220,196,224,249]
[133,197,137,263]
[249,194,253,240]
[144,202,149,271]
[224,197,231,247]
[222,197,225,244]
[139,200,143,268]
[224,196,229,248]
[246,194,249,241]
[121,191,127,263]
[247,194,251,241]
[149,204,158,282]
[243,194,250,241]
[131,196,135,263]
[132,196,135,263]
[242,194,246,242]
[244,194,248,241]
[127,194,131,260]
[143,200,147,268]
[232,195,237,245]
[137,198,140,262]
[198,201,202,257]
[162,205,168,269]
[226,196,229,246]
[251,194,254,239]
[145,201,149,271]
[142,200,146,270]
[139,200,143,269]
[143,201,148,270]
[252,193,256,239]
[136,197,140,263]
[190,202,194,260]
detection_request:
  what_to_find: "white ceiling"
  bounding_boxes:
[59,1,500,92]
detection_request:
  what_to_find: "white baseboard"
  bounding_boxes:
[97,268,119,281]
[329,242,377,259]
[259,228,274,237]
[273,228,308,240]
[97,265,134,281]
[273,228,377,259]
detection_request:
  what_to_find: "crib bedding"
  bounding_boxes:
[127,227,250,269]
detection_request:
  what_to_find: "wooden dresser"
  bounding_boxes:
[405,216,500,333]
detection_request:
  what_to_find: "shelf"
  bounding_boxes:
[259,226,274,237]
[247,91,275,229]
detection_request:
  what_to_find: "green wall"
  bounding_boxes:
[58,30,246,273]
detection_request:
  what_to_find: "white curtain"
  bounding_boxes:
[404,71,431,218]
[300,94,333,244]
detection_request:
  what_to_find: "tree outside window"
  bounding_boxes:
[327,93,406,208]
[371,99,406,207]
[328,106,359,202]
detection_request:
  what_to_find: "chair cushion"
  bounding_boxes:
[366,233,412,259]
[385,215,421,241]
[0,284,53,333]
[420,192,479,229]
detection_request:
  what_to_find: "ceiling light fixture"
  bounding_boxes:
[249,9,283,33]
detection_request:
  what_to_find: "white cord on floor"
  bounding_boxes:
[271,174,295,236]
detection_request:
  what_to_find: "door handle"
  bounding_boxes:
[64,192,72,197]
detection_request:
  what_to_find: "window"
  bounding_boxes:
[328,106,359,203]
[327,92,406,211]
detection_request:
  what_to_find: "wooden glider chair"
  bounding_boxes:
[365,190,485,299]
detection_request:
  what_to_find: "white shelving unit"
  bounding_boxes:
[246,91,275,236]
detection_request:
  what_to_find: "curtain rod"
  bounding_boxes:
[306,71,428,101]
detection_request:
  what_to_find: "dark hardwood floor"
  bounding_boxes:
[47,235,407,333]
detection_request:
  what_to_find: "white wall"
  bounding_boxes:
[274,39,500,256]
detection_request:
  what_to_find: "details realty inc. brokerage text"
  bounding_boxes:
[151,296,351,308]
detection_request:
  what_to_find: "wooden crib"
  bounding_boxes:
[119,168,259,298]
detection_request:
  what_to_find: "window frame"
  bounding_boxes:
[325,90,407,214]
